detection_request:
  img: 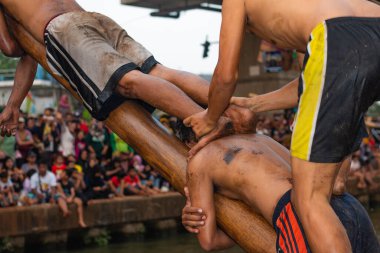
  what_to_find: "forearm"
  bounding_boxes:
[207,74,237,123]
[7,55,37,109]
[250,77,299,113]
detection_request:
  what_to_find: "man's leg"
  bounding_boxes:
[291,158,352,253]
[116,70,203,120]
[149,65,209,106]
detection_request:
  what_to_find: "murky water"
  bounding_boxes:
[59,233,244,253]
[39,209,380,253]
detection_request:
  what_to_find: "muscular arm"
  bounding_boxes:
[206,0,246,123]
[7,55,37,108]
[187,157,235,251]
[231,53,304,113]
[0,54,37,135]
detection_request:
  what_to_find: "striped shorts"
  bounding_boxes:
[44,11,158,120]
[273,191,380,253]
[290,17,380,163]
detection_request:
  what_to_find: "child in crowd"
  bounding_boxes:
[52,154,67,178]
[0,171,16,207]
[74,130,87,159]
[57,170,86,227]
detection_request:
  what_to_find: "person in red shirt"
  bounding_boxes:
[52,154,67,178]
[118,169,156,196]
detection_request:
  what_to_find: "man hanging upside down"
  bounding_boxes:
[175,121,379,253]
[0,0,253,137]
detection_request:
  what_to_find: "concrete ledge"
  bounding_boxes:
[0,193,184,238]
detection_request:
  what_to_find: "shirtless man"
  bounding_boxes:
[0,0,253,138]
[184,1,380,252]
[175,122,379,253]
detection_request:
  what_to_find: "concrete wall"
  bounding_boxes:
[0,193,184,238]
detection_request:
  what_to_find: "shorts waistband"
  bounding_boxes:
[44,12,67,34]
[44,11,87,34]
[272,190,292,228]
[309,16,380,40]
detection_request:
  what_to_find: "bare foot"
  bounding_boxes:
[79,220,87,228]
[63,210,71,218]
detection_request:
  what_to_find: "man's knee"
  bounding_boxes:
[117,70,144,98]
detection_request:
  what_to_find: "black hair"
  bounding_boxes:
[38,158,50,167]
[0,171,7,179]
[26,169,36,178]
[174,119,197,143]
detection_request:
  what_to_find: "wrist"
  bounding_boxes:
[248,95,263,113]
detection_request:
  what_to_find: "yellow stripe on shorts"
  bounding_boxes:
[291,22,328,161]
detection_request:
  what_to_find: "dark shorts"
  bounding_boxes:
[44,12,157,120]
[273,191,380,253]
[290,17,380,163]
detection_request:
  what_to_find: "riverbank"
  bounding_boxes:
[0,188,379,252]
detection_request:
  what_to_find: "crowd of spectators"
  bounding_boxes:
[0,106,173,227]
[253,109,380,193]
[0,100,379,226]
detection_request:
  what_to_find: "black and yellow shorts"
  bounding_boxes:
[291,17,380,163]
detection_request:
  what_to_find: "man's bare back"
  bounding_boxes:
[191,134,292,223]
[0,0,82,43]
[245,0,380,51]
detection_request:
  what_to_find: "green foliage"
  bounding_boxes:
[367,102,380,117]
[0,54,18,71]
[0,237,15,252]
[94,230,111,247]
[84,229,111,247]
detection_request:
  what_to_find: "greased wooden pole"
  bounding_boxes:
[8,18,276,253]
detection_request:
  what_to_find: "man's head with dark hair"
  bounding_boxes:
[38,158,50,176]
[174,119,197,145]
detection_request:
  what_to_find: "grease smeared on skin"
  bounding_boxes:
[224,147,243,165]
[251,150,264,155]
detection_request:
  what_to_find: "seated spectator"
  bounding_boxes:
[0,134,16,159]
[3,156,17,172]
[66,155,82,173]
[77,149,89,175]
[19,169,38,206]
[109,171,126,197]
[86,157,111,200]
[350,151,366,190]
[21,151,38,175]
[15,117,34,163]
[74,130,87,159]
[141,165,161,194]
[70,168,87,206]
[30,160,60,204]
[0,171,16,207]
[86,121,111,160]
[10,170,23,196]
[360,139,379,190]
[57,170,86,227]
[52,154,67,178]
[122,168,156,196]
[105,158,123,181]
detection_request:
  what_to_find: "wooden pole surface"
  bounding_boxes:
[8,18,276,252]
